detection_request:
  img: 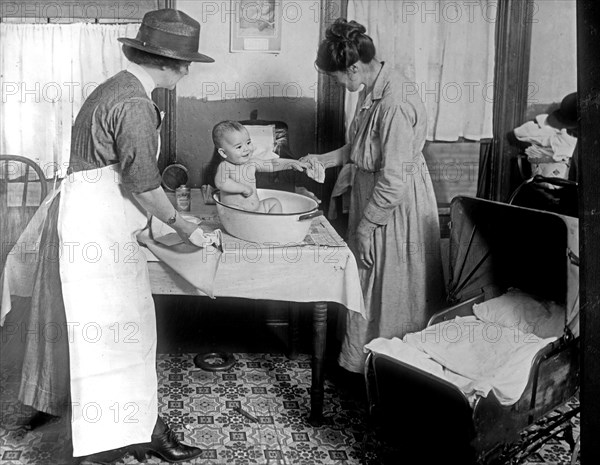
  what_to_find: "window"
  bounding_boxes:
[0,0,172,179]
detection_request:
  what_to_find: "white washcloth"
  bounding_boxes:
[151,215,222,249]
[305,158,326,183]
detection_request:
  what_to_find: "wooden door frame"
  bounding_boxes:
[489,0,533,202]
[316,0,348,153]
[576,1,600,463]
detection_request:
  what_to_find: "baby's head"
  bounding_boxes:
[212,120,254,165]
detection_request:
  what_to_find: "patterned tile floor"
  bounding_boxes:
[0,353,579,465]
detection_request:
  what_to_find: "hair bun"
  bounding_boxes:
[327,18,367,43]
[316,17,375,72]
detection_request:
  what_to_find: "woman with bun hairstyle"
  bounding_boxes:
[302,18,444,374]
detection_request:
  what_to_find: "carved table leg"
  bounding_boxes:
[309,301,327,425]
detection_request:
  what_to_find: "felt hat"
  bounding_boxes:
[118,9,214,63]
[547,92,578,130]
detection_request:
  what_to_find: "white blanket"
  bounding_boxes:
[365,316,557,407]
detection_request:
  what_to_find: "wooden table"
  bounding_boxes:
[146,190,364,424]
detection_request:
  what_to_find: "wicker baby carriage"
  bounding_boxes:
[364,196,579,464]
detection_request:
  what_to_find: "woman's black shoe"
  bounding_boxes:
[130,427,202,463]
[79,446,129,464]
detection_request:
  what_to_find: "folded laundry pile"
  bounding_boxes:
[513,114,577,187]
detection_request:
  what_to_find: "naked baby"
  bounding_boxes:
[212,121,308,213]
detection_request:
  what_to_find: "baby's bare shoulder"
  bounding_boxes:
[218,161,242,175]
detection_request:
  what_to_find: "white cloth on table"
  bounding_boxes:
[136,216,222,298]
[3,203,366,320]
[142,217,366,316]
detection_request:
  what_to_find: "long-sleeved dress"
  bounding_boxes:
[338,63,445,373]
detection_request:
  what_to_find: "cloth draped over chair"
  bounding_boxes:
[346,0,496,142]
[0,22,140,173]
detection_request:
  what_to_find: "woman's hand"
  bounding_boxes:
[172,219,199,245]
[241,186,253,197]
[356,219,377,268]
[290,160,309,171]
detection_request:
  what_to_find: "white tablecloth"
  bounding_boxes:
[1,189,366,324]
[144,214,365,314]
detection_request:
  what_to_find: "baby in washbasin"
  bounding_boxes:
[212,120,309,213]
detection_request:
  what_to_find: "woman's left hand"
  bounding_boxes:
[356,220,377,268]
[357,231,373,268]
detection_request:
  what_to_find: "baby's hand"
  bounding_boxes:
[299,154,319,165]
[241,186,253,197]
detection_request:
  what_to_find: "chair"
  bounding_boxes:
[1,155,48,269]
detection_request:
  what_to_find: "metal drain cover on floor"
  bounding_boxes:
[194,352,236,371]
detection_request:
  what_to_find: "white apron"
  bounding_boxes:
[58,164,157,456]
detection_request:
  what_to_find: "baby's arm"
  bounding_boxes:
[255,158,307,173]
[215,163,252,196]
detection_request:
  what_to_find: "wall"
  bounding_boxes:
[423,142,479,206]
[526,0,577,120]
[175,0,320,187]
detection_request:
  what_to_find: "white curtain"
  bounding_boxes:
[0,22,140,178]
[346,0,496,142]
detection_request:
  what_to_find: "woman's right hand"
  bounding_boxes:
[172,217,201,245]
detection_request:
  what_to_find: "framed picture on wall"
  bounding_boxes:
[230,0,282,53]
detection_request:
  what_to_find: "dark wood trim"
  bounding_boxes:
[489,0,533,202]
[316,0,348,153]
[153,86,176,172]
[576,1,600,463]
[154,0,176,172]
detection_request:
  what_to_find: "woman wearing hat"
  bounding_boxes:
[56,9,213,464]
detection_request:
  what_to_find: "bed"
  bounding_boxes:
[364,196,579,464]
